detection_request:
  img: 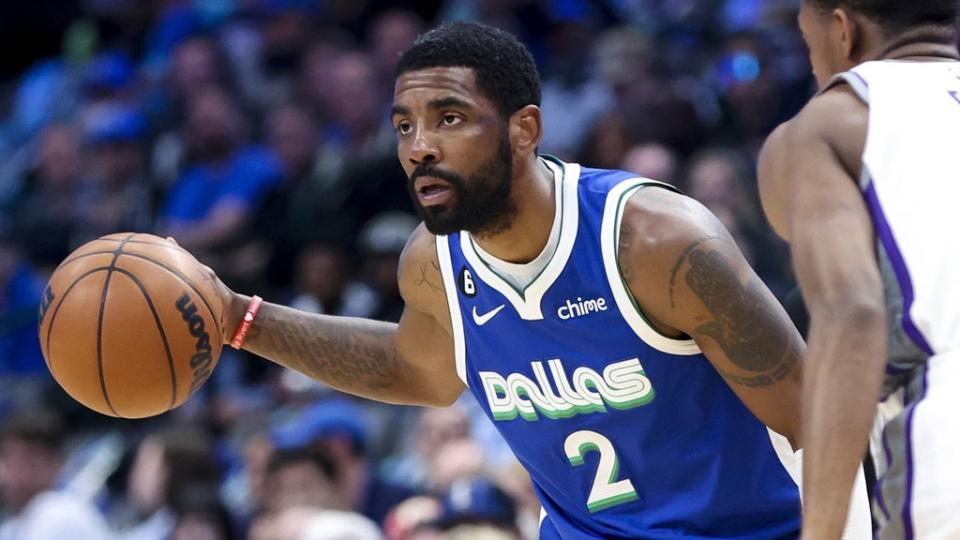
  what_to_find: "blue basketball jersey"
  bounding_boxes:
[435,157,801,539]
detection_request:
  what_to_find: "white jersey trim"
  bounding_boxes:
[436,234,469,386]
[825,70,871,103]
[460,159,581,320]
[600,180,701,355]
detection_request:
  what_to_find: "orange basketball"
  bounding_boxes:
[38,233,224,418]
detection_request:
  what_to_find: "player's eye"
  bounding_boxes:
[441,114,462,127]
[396,121,412,135]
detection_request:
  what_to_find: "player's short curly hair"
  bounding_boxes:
[806,0,958,35]
[395,22,541,120]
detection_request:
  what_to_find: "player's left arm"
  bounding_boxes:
[760,86,885,540]
[618,188,803,449]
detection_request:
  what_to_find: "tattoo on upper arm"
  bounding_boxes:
[681,241,800,387]
[618,220,635,282]
[667,236,720,309]
[247,307,401,392]
[415,261,443,293]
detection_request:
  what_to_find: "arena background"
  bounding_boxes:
[0,1,936,539]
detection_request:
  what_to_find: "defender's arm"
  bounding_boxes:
[221,224,465,407]
[618,188,804,449]
[760,87,885,540]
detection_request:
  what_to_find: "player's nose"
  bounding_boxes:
[409,130,442,166]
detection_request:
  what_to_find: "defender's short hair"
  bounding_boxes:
[396,22,541,119]
[806,0,958,36]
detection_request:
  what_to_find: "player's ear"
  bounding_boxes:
[509,105,542,157]
[833,7,861,62]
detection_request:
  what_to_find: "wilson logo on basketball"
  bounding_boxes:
[38,285,55,324]
[175,292,214,393]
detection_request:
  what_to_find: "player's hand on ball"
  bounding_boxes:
[166,236,243,345]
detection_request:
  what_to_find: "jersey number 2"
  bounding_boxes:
[564,430,638,512]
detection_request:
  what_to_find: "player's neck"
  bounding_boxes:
[873,30,960,63]
[470,156,556,264]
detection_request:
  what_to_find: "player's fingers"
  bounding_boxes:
[166,236,179,246]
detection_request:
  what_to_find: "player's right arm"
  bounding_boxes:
[216,224,465,407]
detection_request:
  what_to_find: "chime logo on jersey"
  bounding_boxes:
[479,358,655,421]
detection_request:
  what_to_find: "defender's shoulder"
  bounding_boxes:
[777,85,867,170]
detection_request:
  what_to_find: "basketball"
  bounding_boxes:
[38,233,224,418]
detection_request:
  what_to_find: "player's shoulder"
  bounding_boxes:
[397,223,446,310]
[762,84,867,166]
[618,187,731,269]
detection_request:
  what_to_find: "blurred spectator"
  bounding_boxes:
[157,85,282,284]
[117,428,222,540]
[620,142,680,185]
[428,439,486,494]
[442,526,518,540]
[0,221,47,376]
[0,410,113,540]
[167,36,234,117]
[383,406,470,490]
[271,399,416,524]
[149,35,237,185]
[538,21,613,158]
[299,510,383,540]
[383,496,441,540]
[264,448,342,512]
[74,106,154,243]
[251,506,382,540]
[297,37,355,126]
[682,147,762,253]
[169,486,237,540]
[256,2,318,104]
[256,101,344,291]
[13,123,86,269]
[576,114,629,170]
[287,242,377,318]
[707,33,786,145]
[491,462,540,540]
[435,478,518,537]
[314,50,392,178]
[357,212,419,323]
[368,10,426,89]
[682,147,790,294]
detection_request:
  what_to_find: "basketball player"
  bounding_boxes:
[205,23,868,538]
[758,1,960,539]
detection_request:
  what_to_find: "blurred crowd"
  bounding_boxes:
[0,0,832,538]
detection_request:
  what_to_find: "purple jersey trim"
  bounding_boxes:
[849,71,870,90]
[902,366,930,540]
[862,182,935,356]
[875,428,893,521]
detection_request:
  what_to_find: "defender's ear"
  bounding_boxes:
[509,105,542,157]
[832,7,862,62]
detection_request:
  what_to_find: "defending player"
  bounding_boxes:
[207,23,869,539]
[758,1,960,538]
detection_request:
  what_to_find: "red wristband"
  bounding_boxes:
[230,295,263,350]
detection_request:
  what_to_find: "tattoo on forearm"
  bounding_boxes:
[681,242,800,387]
[415,261,443,293]
[247,306,400,392]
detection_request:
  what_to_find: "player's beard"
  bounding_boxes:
[408,130,517,237]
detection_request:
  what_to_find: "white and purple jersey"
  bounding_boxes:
[435,156,801,539]
[828,60,960,540]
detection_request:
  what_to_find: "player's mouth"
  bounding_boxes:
[415,177,453,206]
